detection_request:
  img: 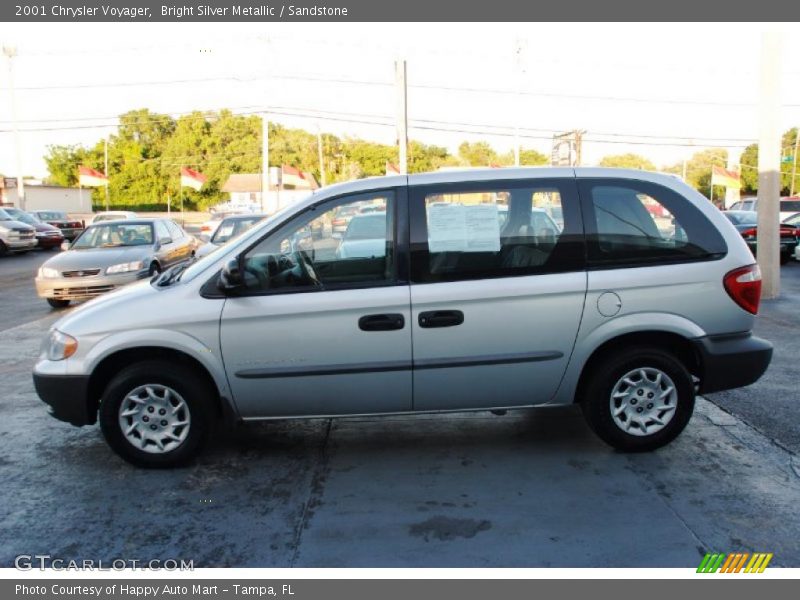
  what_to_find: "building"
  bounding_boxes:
[220,166,319,214]
[0,178,90,213]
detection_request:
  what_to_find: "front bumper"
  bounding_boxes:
[5,237,37,251]
[36,234,65,248]
[33,372,95,426]
[35,270,144,301]
[693,333,773,394]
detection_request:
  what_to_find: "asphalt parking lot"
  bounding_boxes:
[1,250,799,567]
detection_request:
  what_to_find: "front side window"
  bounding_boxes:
[580,179,727,266]
[239,191,395,293]
[410,179,583,282]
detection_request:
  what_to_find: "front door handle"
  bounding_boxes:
[418,310,464,328]
[359,313,405,331]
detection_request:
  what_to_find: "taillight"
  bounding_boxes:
[201,225,211,232]
[724,264,762,315]
[741,227,757,239]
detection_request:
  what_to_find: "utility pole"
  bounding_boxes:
[104,136,110,211]
[3,44,25,210]
[757,32,782,299]
[513,38,527,167]
[316,123,326,187]
[261,113,270,213]
[791,127,799,197]
[395,59,408,175]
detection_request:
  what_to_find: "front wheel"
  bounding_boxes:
[580,347,695,452]
[99,360,214,468]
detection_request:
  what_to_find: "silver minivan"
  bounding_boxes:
[33,168,773,467]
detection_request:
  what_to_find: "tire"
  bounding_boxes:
[46,298,70,309]
[0,241,7,257]
[580,346,695,452]
[780,253,790,265]
[148,262,161,276]
[99,360,214,468]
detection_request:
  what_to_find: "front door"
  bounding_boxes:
[408,177,587,411]
[220,188,412,418]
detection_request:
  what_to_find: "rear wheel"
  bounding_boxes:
[99,360,214,468]
[46,298,70,309]
[580,346,695,452]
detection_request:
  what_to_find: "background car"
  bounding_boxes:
[723,210,798,264]
[331,204,360,236]
[784,212,800,260]
[729,196,800,221]
[90,210,138,224]
[0,208,37,256]
[1,207,64,250]
[198,210,249,241]
[29,210,85,241]
[35,218,196,308]
[335,211,388,259]
[196,213,267,258]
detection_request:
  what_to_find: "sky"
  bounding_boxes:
[1,22,799,180]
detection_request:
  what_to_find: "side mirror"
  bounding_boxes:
[218,258,244,293]
[60,241,71,251]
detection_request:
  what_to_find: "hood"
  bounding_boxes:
[337,238,386,259]
[42,246,154,270]
[0,219,34,232]
[33,221,61,233]
[53,278,159,336]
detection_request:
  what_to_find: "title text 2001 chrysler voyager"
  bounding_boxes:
[33,168,773,467]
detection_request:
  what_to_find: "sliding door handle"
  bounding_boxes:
[418,310,464,328]
[359,313,405,331]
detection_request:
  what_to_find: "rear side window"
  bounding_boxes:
[410,178,584,283]
[579,179,726,267]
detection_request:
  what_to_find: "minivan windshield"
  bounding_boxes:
[72,223,154,249]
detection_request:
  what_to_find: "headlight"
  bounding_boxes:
[105,260,144,274]
[38,266,60,278]
[46,330,78,361]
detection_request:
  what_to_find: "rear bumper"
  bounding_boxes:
[693,333,773,394]
[33,372,95,426]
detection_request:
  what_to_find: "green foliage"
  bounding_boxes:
[598,153,656,171]
[664,148,728,200]
[43,108,553,211]
[739,128,800,195]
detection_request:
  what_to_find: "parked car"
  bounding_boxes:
[0,208,37,255]
[196,213,267,258]
[722,210,798,264]
[198,211,249,241]
[33,168,772,467]
[335,212,388,259]
[91,210,138,224]
[29,210,85,240]
[783,212,800,260]
[729,196,800,222]
[35,218,197,308]
[331,204,360,236]
[1,206,64,250]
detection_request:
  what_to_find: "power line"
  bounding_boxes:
[11,70,800,108]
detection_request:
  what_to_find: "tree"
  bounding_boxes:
[665,148,728,200]
[738,127,799,195]
[43,145,87,187]
[599,153,656,171]
[457,141,498,166]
